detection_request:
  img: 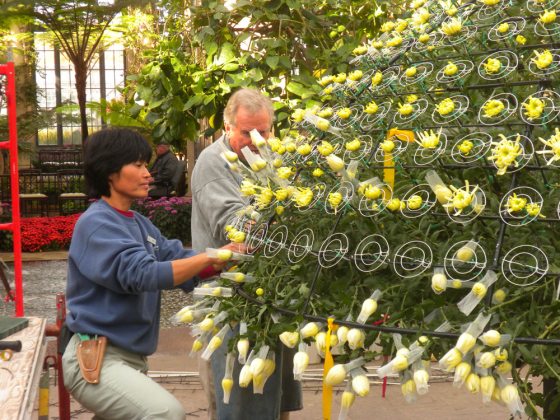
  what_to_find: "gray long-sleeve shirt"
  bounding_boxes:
[190,135,249,252]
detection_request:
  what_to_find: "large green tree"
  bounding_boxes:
[1,0,147,143]
[122,0,392,147]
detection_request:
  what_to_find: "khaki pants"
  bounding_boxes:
[63,334,185,420]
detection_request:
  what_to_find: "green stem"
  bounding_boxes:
[540,347,560,381]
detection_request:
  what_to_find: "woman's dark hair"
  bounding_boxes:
[84,128,152,198]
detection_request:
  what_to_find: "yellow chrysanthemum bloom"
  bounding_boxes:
[255,188,274,208]
[540,9,556,25]
[398,103,414,116]
[352,45,368,55]
[406,94,418,103]
[291,109,306,122]
[480,0,501,5]
[372,40,384,49]
[497,22,509,33]
[312,168,324,177]
[405,66,418,77]
[532,50,554,69]
[364,101,379,114]
[240,180,257,196]
[395,19,409,33]
[334,73,347,84]
[386,36,403,47]
[412,0,426,7]
[441,18,462,36]
[418,33,431,43]
[348,70,363,81]
[488,134,522,175]
[413,9,431,25]
[297,143,312,156]
[525,202,544,217]
[292,187,314,207]
[537,128,560,164]
[483,99,505,118]
[458,140,474,155]
[444,62,458,76]
[274,188,291,201]
[445,5,458,16]
[371,71,383,86]
[417,129,441,149]
[506,193,528,213]
[380,21,395,33]
[337,108,352,119]
[318,75,335,86]
[328,192,343,208]
[345,139,361,151]
[437,98,455,116]
[317,107,333,118]
[523,97,545,120]
[483,58,502,74]
[443,181,479,214]
[317,141,334,156]
[515,35,526,45]
[277,166,294,179]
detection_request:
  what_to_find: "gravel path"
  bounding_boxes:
[2,260,192,327]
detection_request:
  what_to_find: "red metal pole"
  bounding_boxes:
[2,62,24,316]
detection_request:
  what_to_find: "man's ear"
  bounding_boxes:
[224,121,232,136]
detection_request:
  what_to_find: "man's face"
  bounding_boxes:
[226,107,272,159]
[156,144,169,156]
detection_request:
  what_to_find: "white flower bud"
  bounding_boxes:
[222,378,234,404]
[456,332,476,354]
[237,338,249,363]
[279,331,299,348]
[480,330,501,347]
[300,322,320,338]
[337,326,349,344]
[453,362,472,387]
[356,298,378,323]
[501,384,519,405]
[238,364,253,388]
[413,369,430,395]
[326,154,345,172]
[293,351,309,380]
[351,374,370,397]
[250,358,265,376]
[478,352,496,369]
[347,328,365,350]
[392,354,409,372]
[431,273,447,294]
[480,376,495,403]
[325,364,347,386]
[465,373,480,394]
[341,390,355,409]
[439,347,463,371]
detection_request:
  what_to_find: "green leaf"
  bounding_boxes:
[266,55,280,70]
[183,95,204,111]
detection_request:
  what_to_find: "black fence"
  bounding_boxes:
[0,169,88,217]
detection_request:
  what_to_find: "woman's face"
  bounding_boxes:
[108,161,152,200]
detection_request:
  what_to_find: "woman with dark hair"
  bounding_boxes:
[62,127,240,419]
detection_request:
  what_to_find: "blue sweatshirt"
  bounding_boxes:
[66,199,195,355]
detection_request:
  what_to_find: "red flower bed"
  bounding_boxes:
[0,214,81,252]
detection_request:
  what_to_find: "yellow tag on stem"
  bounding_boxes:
[322,317,336,420]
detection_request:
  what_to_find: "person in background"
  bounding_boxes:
[62,127,243,419]
[191,88,303,419]
[149,140,180,198]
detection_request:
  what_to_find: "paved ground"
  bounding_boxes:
[1,252,537,419]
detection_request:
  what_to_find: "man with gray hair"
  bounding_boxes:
[191,88,302,419]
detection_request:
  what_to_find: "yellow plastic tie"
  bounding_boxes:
[383,128,415,193]
[322,317,336,420]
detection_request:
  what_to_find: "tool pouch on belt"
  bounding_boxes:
[77,336,107,384]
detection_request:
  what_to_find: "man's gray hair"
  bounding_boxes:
[223,88,274,126]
